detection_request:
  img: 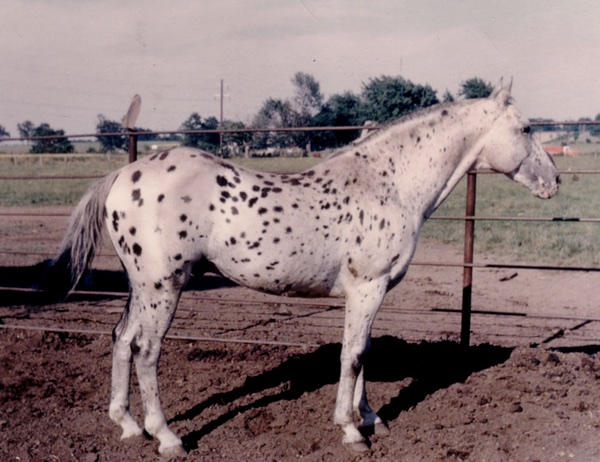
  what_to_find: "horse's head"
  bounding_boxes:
[476,80,560,199]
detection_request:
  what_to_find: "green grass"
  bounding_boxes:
[0,155,128,206]
[0,154,322,206]
[422,155,600,267]
[1,152,599,267]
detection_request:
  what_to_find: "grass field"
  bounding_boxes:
[1,151,599,267]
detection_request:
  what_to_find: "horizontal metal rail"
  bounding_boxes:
[0,323,320,348]
[2,119,600,143]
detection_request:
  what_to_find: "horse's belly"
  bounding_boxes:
[212,252,342,298]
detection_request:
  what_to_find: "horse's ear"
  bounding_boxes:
[490,77,512,105]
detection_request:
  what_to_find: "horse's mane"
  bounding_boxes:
[325,98,485,160]
[357,99,476,145]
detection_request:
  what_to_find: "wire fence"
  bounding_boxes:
[1,122,600,347]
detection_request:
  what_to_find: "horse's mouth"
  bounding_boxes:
[532,177,560,199]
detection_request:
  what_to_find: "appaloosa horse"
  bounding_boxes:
[48,81,559,456]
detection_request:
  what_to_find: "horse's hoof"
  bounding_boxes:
[374,422,390,436]
[159,444,188,459]
[120,424,144,440]
[345,441,370,453]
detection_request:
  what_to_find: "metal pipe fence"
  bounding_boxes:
[2,122,600,347]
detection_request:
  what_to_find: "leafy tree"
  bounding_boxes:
[290,72,325,150]
[458,77,493,99]
[0,125,9,138]
[17,120,35,139]
[291,72,324,118]
[96,115,157,152]
[30,123,74,154]
[96,115,126,152]
[590,114,600,137]
[529,118,557,133]
[361,76,439,124]
[442,90,455,103]
[221,120,252,155]
[180,113,220,152]
[312,91,366,149]
[251,98,296,150]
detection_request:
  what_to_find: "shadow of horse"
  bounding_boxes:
[174,336,512,451]
[0,262,237,306]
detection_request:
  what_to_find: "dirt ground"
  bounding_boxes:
[2,206,600,462]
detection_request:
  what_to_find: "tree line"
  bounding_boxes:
[2,75,596,155]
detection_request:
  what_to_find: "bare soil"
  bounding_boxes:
[2,206,600,462]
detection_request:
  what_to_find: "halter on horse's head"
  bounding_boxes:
[476,80,560,199]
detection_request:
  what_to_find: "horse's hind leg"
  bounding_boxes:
[109,296,144,440]
[110,277,189,458]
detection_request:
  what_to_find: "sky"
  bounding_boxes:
[2,0,600,137]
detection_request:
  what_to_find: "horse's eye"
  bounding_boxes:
[521,125,531,134]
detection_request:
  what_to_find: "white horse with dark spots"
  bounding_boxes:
[47,81,559,457]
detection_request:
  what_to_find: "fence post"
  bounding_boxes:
[127,130,137,163]
[461,172,477,349]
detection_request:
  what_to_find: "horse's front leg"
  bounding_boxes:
[334,277,387,452]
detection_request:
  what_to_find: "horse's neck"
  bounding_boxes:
[372,104,491,219]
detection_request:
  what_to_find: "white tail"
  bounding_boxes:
[43,170,120,298]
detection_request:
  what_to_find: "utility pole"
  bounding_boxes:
[220,79,224,151]
[215,79,230,153]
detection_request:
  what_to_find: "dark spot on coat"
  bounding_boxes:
[132,243,142,256]
[179,231,188,239]
[258,207,268,215]
[132,171,142,183]
[167,165,176,172]
[239,191,248,201]
[154,282,163,290]
[112,211,119,232]
[216,175,228,187]
[180,214,187,222]
[130,339,141,355]
[248,197,258,208]
[209,204,215,211]
[129,227,136,236]
[181,195,192,203]
[274,206,284,213]
[231,206,239,215]
[159,151,170,160]
[158,194,165,202]
[132,189,141,201]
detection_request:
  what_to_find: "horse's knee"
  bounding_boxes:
[131,336,162,368]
